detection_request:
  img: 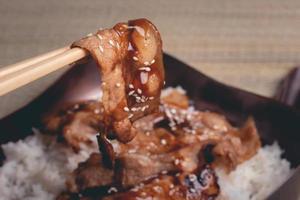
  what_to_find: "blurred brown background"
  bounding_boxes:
[1,0,300,118]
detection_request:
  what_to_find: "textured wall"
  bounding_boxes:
[1,0,299,117]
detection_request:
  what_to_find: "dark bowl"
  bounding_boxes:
[0,54,299,199]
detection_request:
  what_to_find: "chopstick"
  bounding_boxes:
[0,47,89,96]
[0,46,70,78]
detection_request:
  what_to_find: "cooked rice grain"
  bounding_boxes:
[0,132,96,200]
[217,143,292,200]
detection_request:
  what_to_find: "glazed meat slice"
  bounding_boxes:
[104,165,219,200]
[117,143,209,188]
[62,89,261,196]
[66,133,207,192]
[65,118,259,193]
[212,117,261,171]
[66,153,114,192]
[72,18,165,143]
[55,88,261,199]
[161,108,261,170]
[160,89,261,169]
[66,151,175,192]
[59,165,219,200]
[43,101,104,150]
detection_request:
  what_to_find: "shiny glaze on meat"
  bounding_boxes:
[72,19,165,144]
[109,165,220,200]
[58,165,219,200]
[51,88,261,200]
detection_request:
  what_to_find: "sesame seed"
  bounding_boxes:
[153,186,162,193]
[86,33,93,37]
[141,106,147,112]
[160,139,167,145]
[174,159,180,165]
[96,34,103,40]
[128,113,134,119]
[141,192,147,196]
[99,46,104,53]
[137,88,142,94]
[73,104,79,109]
[135,97,141,103]
[161,170,168,175]
[164,81,166,85]
[149,96,155,100]
[128,90,135,96]
[107,187,118,194]
[170,184,174,189]
[128,149,136,154]
[123,107,130,112]
[141,95,148,103]
[151,59,155,64]
[189,188,196,193]
[149,142,156,148]
[116,42,120,49]
[144,61,150,65]
[131,107,138,112]
[102,82,106,86]
[129,84,134,89]
[133,56,138,61]
[131,187,139,192]
[116,83,121,87]
[109,40,114,46]
[188,174,197,182]
[94,109,100,114]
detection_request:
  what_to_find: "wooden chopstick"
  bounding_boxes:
[0,46,70,78]
[0,47,88,96]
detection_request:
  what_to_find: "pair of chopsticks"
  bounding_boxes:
[0,46,89,96]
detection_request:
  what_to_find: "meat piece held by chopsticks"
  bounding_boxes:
[72,19,165,143]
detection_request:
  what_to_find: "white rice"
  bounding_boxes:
[0,131,97,200]
[216,143,292,200]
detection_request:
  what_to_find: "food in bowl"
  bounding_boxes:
[0,19,292,200]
